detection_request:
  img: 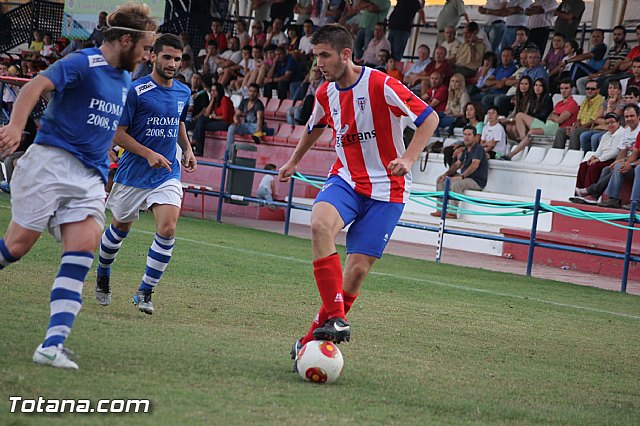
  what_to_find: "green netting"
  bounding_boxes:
[291,172,640,230]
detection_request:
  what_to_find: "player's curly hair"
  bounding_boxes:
[310,24,353,54]
[103,3,158,44]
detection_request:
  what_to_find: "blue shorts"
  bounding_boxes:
[314,175,404,258]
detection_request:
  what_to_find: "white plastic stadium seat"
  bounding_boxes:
[536,148,565,171]
[558,150,587,174]
[509,146,547,169]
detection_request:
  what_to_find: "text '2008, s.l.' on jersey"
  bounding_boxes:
[309,67,433,203]
[114,74,191,189]
[36,47,131,183]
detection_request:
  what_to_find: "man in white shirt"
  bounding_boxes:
[525,0,558,55]
[440,24,461,66]
[298,19,314,56]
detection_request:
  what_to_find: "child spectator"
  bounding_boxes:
[257,163,278,209]
[386,56,404,81]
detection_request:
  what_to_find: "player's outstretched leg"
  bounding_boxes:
[33,252,94,370]
[95,224,129,305]
[132,233,175,315]
[0,240,19,269]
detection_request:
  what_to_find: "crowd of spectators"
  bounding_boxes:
[3,1,640,209]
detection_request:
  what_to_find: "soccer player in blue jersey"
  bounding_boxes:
[94,33,196,315]
[0,3,157,369]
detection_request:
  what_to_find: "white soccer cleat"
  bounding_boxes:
[33,344,79,369]
[95,276,112,306]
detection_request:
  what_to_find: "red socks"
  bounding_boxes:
[313,253,345,320]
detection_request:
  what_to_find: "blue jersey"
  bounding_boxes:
[36,47,130,183]
[114,75,191,188]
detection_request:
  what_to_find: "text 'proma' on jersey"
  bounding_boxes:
[309,67,433,203]
[115,75,191,189]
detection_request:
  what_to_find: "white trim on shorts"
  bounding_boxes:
[10,144,106,241]
[106,178,183,223]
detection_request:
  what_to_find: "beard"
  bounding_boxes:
[154,63,175,81]
[120,45,140,72]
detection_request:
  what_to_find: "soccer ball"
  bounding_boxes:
[296,340,344,384]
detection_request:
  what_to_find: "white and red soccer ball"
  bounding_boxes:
[296,340,344,384]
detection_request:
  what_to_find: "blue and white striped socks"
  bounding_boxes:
[0,240,18,269]
[43,252,93,348]
[97,224,128,278]
[139,234,174,292]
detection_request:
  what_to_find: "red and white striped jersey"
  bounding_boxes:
[309,66,433,203]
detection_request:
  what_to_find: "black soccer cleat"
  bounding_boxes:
[312,317,351,343]
[290,338,303,373]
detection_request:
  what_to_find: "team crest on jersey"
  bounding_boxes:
[135,81,157,96]
[357,97,366,112]
[177,101,185,113]
[87,54,107,67]
[332,107,339,116]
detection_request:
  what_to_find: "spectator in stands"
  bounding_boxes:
[203,44,219,76]
[404,45,432,91]
[263,46,302,99]
[579,80,626,152]
[251,0,271,26]
[548,39,578,92]
[478,0,507,53]
[501,76,534,139]
[553,79,604,150]
[266,17,288,47]
[599,24,640,85]
[499,0,531,53]
[443,101,485,167]
[206,18,228,51]
[240,46,264,94]
[89,11,108,47]
[287,65,324,124]
[524,0,557,55]
[522,48,548,82]
[257,163,278,209]
[441,24,461,66]
[481,106,508,159]
[542,33,565,75]
[226,83,266,149]
[235,20,251,48]
[553,0,585,41]
[571,105,640,205]
[432,125,488,219]
[39,33,57,66]
[566,29,606,82]
[624,58,640,92]
[287,25,301,53]
[358,22,391,67]
[179,32,193,59]
[230,46,257,92]
[294,1,313,24]
[577,26,629,96]
[470,51,498,100]
[250,21,267,48]
[299,19,314,56]
[421,72,448,112]
[215,36,242,84]
[510,26,537,66]
[503,78,578,160]
[453,22,485,78]
[178,53,195,84]
[387,0,425,62]
[354,0,391,60]
[269,0,296,25]
[624,86,640,107]
[478,47,517,108]
[21,30,44,75]
[386,56,404,81]
[221,44,251,88]
[438,73,470,135]
[192,82,235,156]
[256,45,276,87]
[600,122,640,208]
[190,73,209,126]
[573,113,623,192]
[436,0,469,46]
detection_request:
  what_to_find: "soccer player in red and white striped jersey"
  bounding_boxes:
[279,24,439,367]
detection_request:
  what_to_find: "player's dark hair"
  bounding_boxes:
[310,23,353,54]
[153,33,183,54]
[463,125,477,135]
[103,2,157,44]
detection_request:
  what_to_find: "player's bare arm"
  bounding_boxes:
[388,111,439,176]
[113,125,172,171]
[0,75,54,156]
[177,121,196,173]
[279,126,325,182]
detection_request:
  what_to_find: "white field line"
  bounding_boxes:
[133,229,640,321]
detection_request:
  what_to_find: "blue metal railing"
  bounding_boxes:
[185,150,639,293]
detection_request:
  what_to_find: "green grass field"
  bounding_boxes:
[1,193,639,425]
